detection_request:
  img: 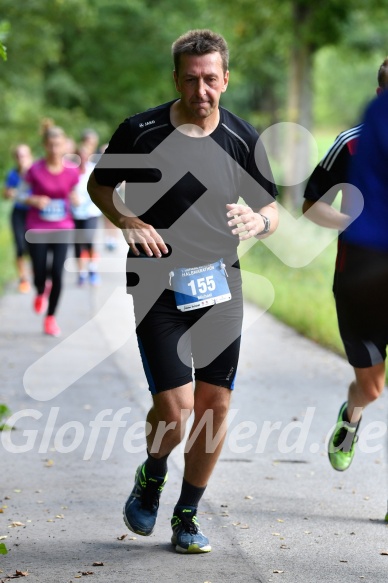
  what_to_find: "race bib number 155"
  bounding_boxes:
[170,259,231,311]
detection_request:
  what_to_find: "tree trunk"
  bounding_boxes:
[282,2,314,210]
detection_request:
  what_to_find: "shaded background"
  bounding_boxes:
[1,0,387,174]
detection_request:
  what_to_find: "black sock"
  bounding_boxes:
[144,450,169,477]
[342,407,360,428]
[175,478,206,510]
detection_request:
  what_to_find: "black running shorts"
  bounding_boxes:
[133,267,243,394]
[333,242,388,368]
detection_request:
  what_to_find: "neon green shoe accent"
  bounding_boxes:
[171,506,211,554]
[123,463,168,536]
[328,402,360,472]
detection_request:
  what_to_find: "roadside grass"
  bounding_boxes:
[238,125,347,358]
[240,234,345,358]
[0,202,15,418]
[0,201,14,295]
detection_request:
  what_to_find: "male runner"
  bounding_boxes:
[303,60,388,519]
[88,29,278,552]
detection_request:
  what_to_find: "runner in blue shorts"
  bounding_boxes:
[134,264,243,394]
[88,29,278,553]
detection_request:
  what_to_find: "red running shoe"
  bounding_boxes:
[44,315,61,337]
[34,294,48,314]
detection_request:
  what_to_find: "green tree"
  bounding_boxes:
[0,21,8,60]
[213,0,388,206]
[1,0,388,184]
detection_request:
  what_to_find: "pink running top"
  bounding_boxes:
[25,159,79,230]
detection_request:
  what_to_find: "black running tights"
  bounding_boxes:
[28,242,68,316]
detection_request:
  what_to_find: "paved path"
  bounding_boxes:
[0,237,387,583]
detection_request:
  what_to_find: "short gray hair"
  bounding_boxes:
[172,29,229,74]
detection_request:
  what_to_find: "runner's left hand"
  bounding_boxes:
[226,203,265,240]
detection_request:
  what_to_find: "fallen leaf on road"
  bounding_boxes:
[276,519,284,523]
[8,522,25,528]
[380,551,388,556]
[92,562,103,566]
[339,560,348,563]
[0,543,7,555]
[80,572,94,576]
[44,460,54,467]
[117,534,127,541]
[272,533,281,536]
[240,524,249,529]
[55,515,64,519]
[128,537,137,541]
[0,536,7,540]
[273,570,284,573]
[280,545,289,549]
[244,495,253,500]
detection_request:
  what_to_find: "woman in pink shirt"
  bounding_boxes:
[25,125,79,336]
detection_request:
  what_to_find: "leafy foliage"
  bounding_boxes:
[0,403,12,431]
[0,0,388,180]
[0,19,9,60]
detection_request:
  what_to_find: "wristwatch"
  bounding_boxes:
[257,213,271,235]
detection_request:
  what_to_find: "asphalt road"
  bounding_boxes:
[0,236,387,583]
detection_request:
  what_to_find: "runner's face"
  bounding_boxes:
[174,52,229,121]
[15,146,32,172]
[44,135,66,160]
